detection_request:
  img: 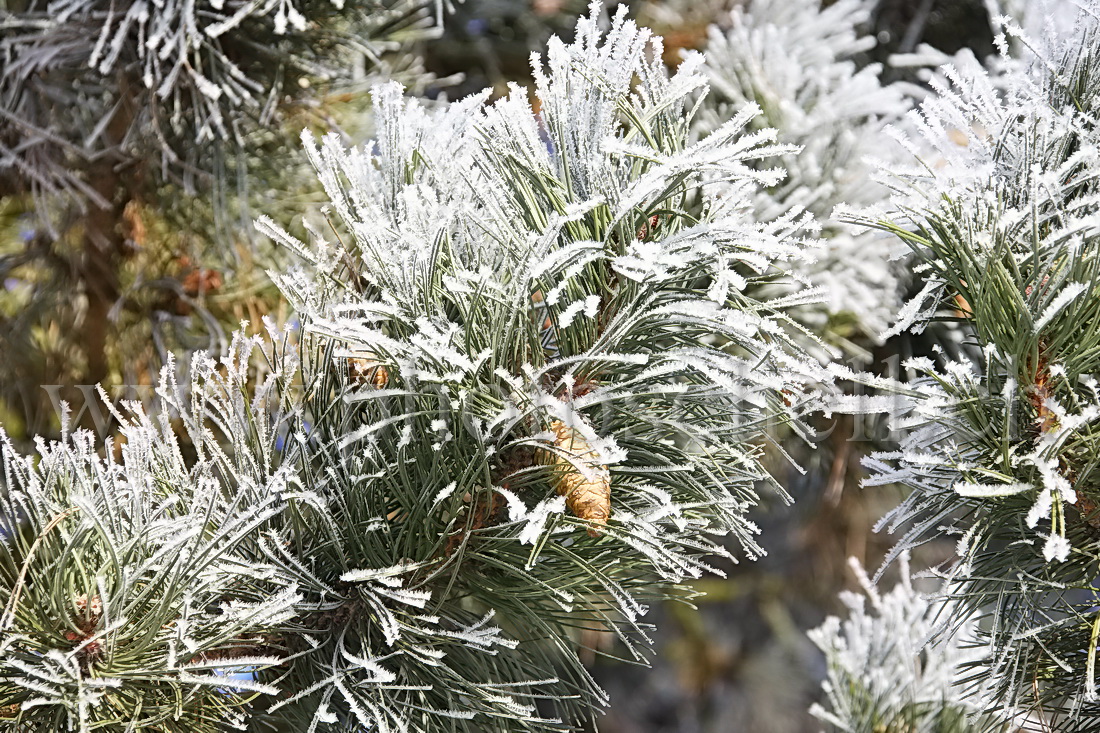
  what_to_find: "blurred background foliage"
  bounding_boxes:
[0,0,1001,731]
[0,0,447,443]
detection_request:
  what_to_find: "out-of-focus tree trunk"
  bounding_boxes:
[79,76,139,388]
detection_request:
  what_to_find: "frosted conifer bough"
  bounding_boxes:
[810,555,1006,733]
[0,331,304,731]
[859,3,1100,726]
[257,2,832,728]
[695,0,911,361]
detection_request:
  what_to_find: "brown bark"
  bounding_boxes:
[81,166,124,387]
[78,77,139,388]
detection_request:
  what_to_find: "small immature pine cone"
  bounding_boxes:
[545,419,611,537]
[74,593,102,617]
[348,356,389,389]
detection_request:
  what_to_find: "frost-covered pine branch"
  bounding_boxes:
[0,330,304,730]
[249,3,836,728]
[858,2,1100,725]
[695,0,912,360]
[810,555,1008,733]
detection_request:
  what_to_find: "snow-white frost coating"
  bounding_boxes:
[810,556,1003,733]
[696,0,911,358]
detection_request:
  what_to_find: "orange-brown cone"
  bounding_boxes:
[546,419,610,536]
